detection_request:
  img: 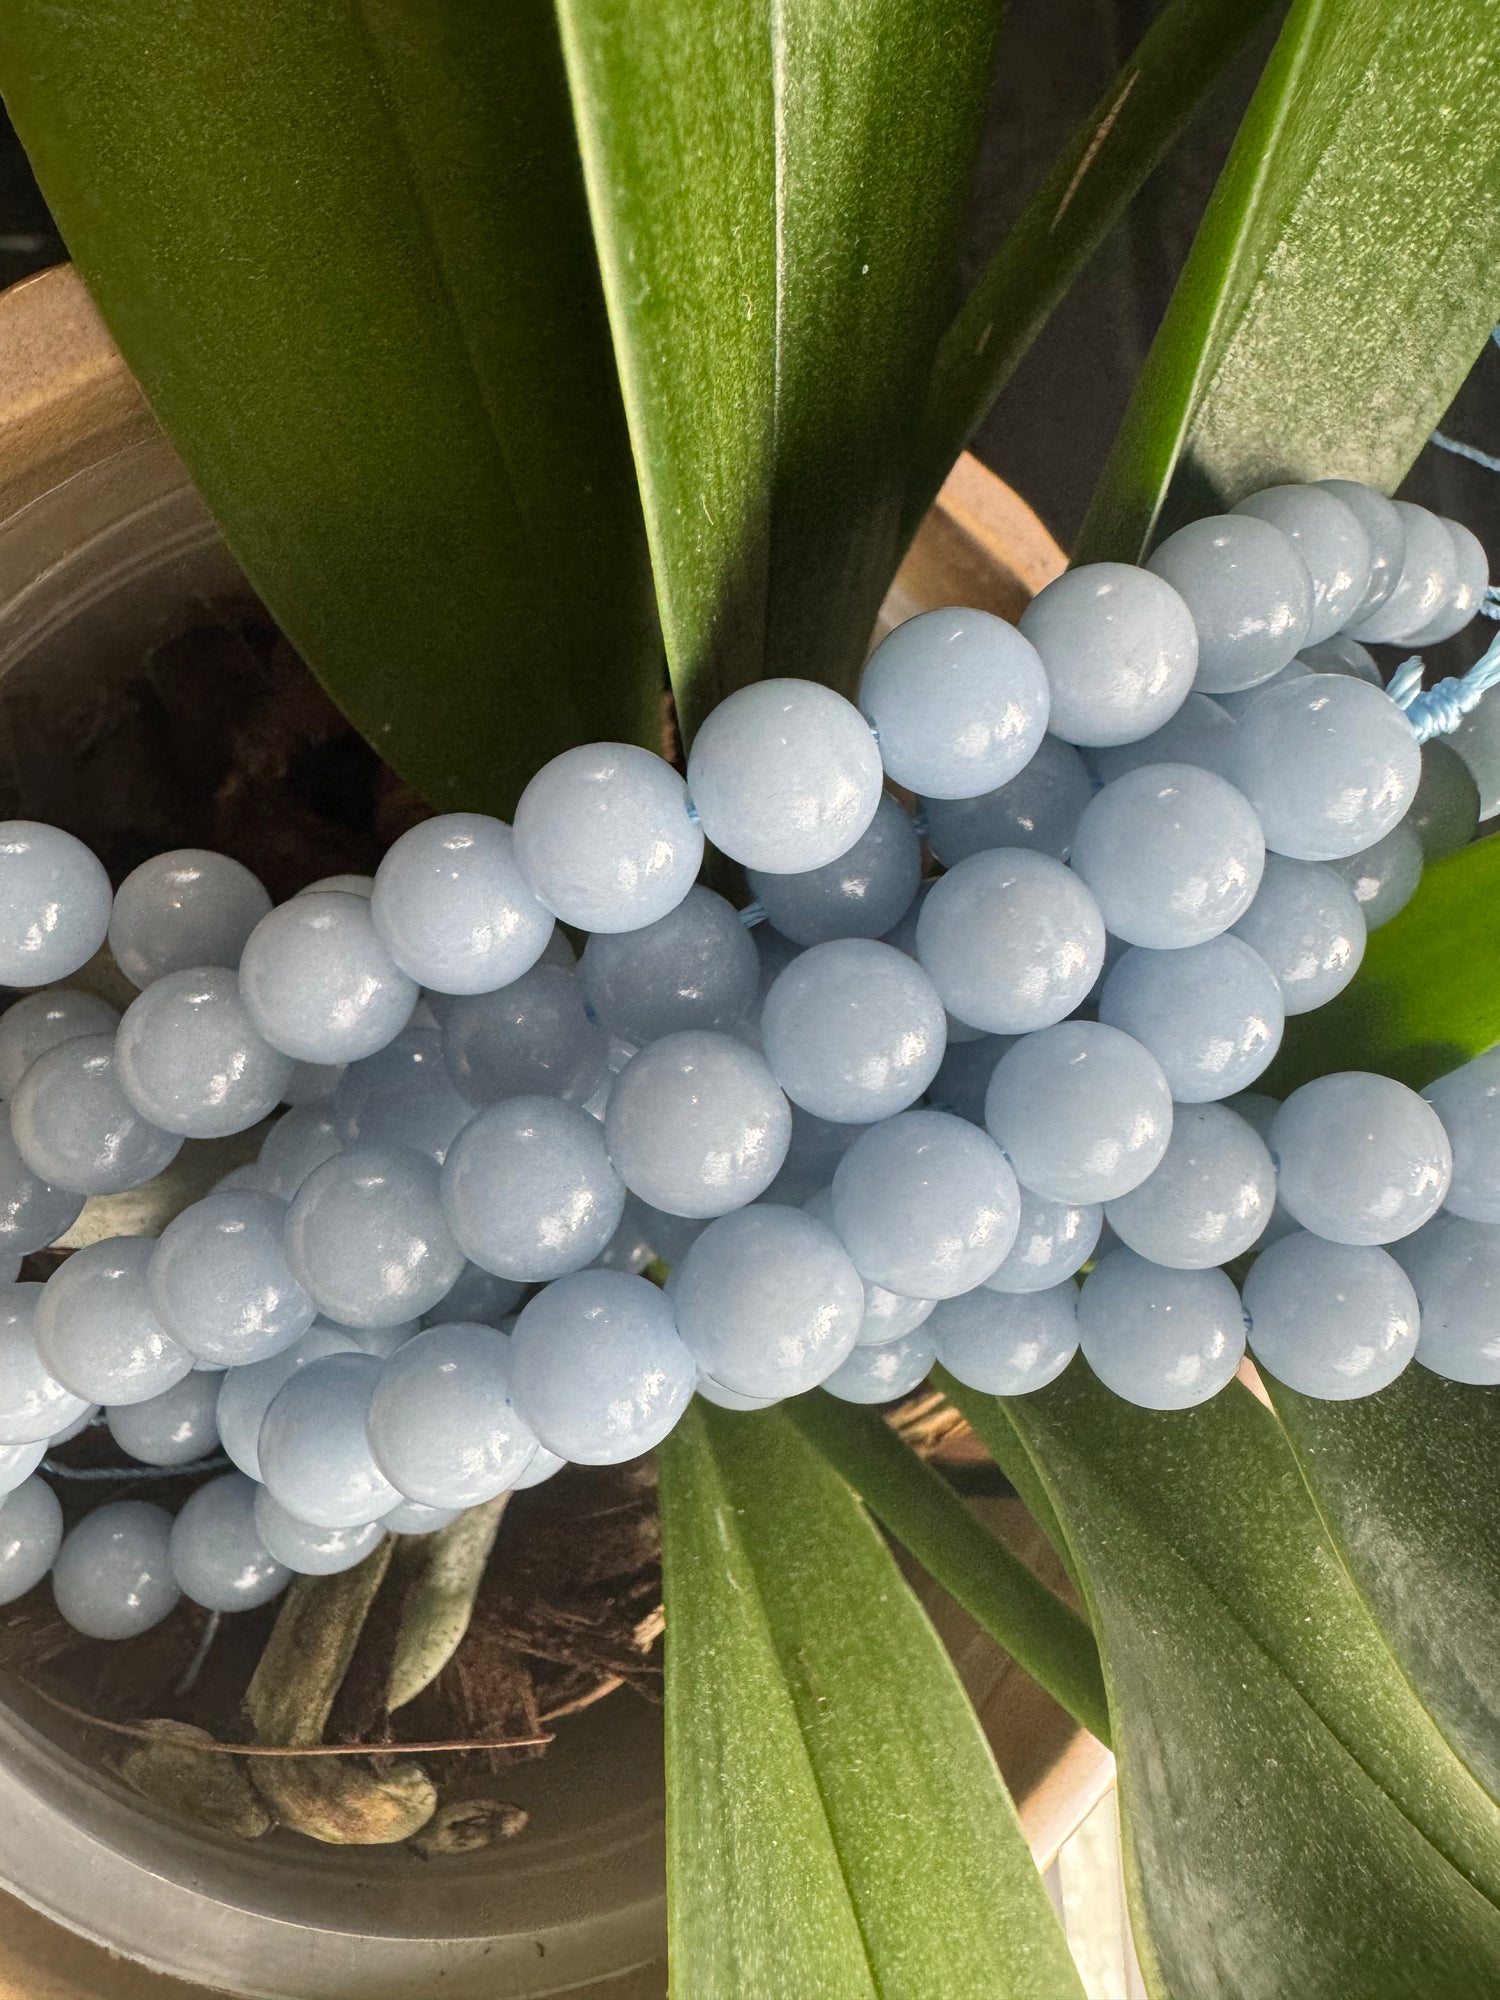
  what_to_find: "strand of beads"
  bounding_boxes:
[2,476,1499,1642]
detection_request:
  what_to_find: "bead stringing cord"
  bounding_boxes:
[1389,628,1500,741]
[1430,429,1500,477]
[738,901,768,927]
[41,1451,233,1482]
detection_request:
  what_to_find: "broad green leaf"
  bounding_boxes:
[994,1366,1500,2000]
[906,0,1279,534]
[658,1401,1083,2000]
[785,1391,1109,1741]
[0,0,659,814]
[552,0,1002,739]
[1266,831,1500,1095]
[1079,0,1500,564]
[1267,1370,1500,1807]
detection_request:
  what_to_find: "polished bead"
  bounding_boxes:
[1100,937,1284,1103]
[150,1189,316,1366]
[1422,1050,1500,1223]
[1232,483,1371,644]
[52,1499,179,1638]
[929,1281,1078,1394]
[1018,562,1197,746]
[581,886,759,1041]
[1079,1251,1245,1409]
[284,1144,465,1326]
[747,794,921,946]
[1146,515,1312,693]
[442,962,609,1108]
[108,849,271,989]
[0,1283,90,1444]
[1071,763,1264,948]
[761,938,945,1122]
[1229,853,1365,1014]
[371,813,553,992]
[0,822,111,988]
[36,1238,194,1406]
[1271,1072,1451,1245]
[116,966,292,1138]
[984,1022,1173,1204]
[0,988,120,1098]
[239,891,419,1065]
[508,1270,695,1464]
[604,1030,791,1218]
[258,1351,401,1527]
[858,607,1050,796]
[1244,1231,1417,1398]
[0,1476,63,1605]
[1226,674,1421,860]
[106,1370,222,1467]
[831,1109,1019,1299]
[11,1033,182,1195]
[440,1096,625,1281]
[1105,1101,1274,1268]
[367,1322,539,1507]
[515,744,703,933]
[170,1471,289,1612]
[915,849,1104,1033]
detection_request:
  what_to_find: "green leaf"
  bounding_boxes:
[0,0,660,814]
[907,0,1280,533]
[658,1401,1083,2000]
[1267,1369,1500,1807]
[1266,831,1500,1094]
[785,1390,1109,1742]
[995,1366,1500,2000]
[1079,0,1500,564]
[552,0,1003,739]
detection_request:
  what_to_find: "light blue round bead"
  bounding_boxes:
[1227,673,1421,860]
[1347,501,1455,644]
[0,988,120,1099]
[581,886,759,1042]
[1230,852,1365,1014]
[761,1106,868,1206]
[1315,479,1403,619]
[0,1476,61,1604]
[253,1488,386,1576]
[982,1187,1100,1293]
[514,744,703,934]
[761,939,945,1123]
[383,1500,460,1535]
[1450,686,1500,819]
[441,1096,625,1281]
[1422,1050,1500,1223]
[338,1317,421,1360]
[150,1190,315,1366]
[1227,1091,1300,1247]
[929,1281,1078,1394]
[1244,1232,1417,1398]
[1079,1251,1245,1408]
[422,1261,526,1330]
[1071,762,1265,949]
[36,1238,194,1406]
[1018,561,1198,746]
[116,966,292,1139]
[1232,483,1372,644]
[0,1284,90,1444]
[925,1036,1012,1127]
[1213,659,1311,723]
[1105,1101,1274,1268]
[670,1204,864,1397]
[1093,694,1236,786]
[169,1471,289,1612]
[508,1270,696,1463]
[858,608,1050,797]
[441,962,609,1109]
[915,849,1104,1034]
[0,1439,47,1495]
[1147,514,1313,694]
[1390,1213,1500,1384]
[367,1322,539,1507]
[746,795,920,948]
[686,679,883,874]
[258,1351,401,1527]
[106,1370,222,1467]
[0,1124,84,1256]
[605,1030,791,1218]
[216,1322,363,1480]
[1328,823,1423,931]
[923,735,1093,865]
[0,823,111,989]
[239,891,419,1065]
[1270,1072,1451,1246]
[333,1026,474,1163]
[1100,937,1284,1103]
[510,1444,568,1488]
[256,1105,342,1198]
[298,874,374,899]
[108,849,271,990]
[282,1059,345,1107]
[1410,516,1489,646]
[984,1021,1173,1204]
[831,1109,1019,1300]
[11,1033,182,1195]
[1404,741,1480,861]
[52,1499,179,1638]
[370,813,553,993]
[695,1374,779,1411]
[1296,634,1382,684]
[285,1144,465,1326]
[798,1186,934,1344]
[822,1325,937,1404]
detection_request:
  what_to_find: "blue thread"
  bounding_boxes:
[738,901,768,928]
[864,714,881,747]
[684,798,700,826]
[42,1450,231,1482]
[1388,628,1500,742]
[912,808,931,838]
[1430,430,1500,477]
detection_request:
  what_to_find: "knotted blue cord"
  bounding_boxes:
[1387,627,1500,742]
[738,901,767,928]
[1430,429,1500,477]
[42,1450,231,1482]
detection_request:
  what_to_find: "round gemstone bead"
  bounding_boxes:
[253,1490,386,1576]
[11,1033,182,1195]
[0,822,111,988]
[671,1204,864,1396]
[925,1036,1012,1127]
[982,1188,1101,1293]
[1104,1101,1275,1268]
[440,1096,625,1281]
[923,735,1093,866]
[508,1270,696,1464]
[239,891,419,1065]
[581,886,759,1042]
[36,1238,194,1406]
[216,1322,363,1480]
[285,1144,465,1326]
[106,1370,222,1467]
[0,1124,84,1256]
[761,939,945,1123]
[1230,853,1366,1014]
[256,1105,342,1199]
[108,849,271,989]
[605,1031,791,1218]
[1078,1251,1245,1409]
[150,1190,316,1366]
[0,1476,63,1606]
[762,1105,868,1205]
[1315,479,1403,618]
[1296,634,1382,683]
[1244,1231,1418,1398]
[686,679,883,874]
[422,1262,526,1330]
[383,1500,460,1535]
[1391,1213,1500,1384]
[831,1109,1019,1299]
[115,966,292,1138]
[0,1440,46,1495]
[1070,763,1264,948]
[1422,1051,1500,1223]
[1347,501,1456,644]
[52,1500,180,1639]
[1404,740,1480,861]
[984,1021,1173,1204]
[282,1059,345,1107]
[370,813,554,992]
[858,607,1050,796]
[1100,937,1284,1103]
[1146,515,1312,693]
[170,1471,289,1612]
[928,1281,1079,1395]
[1450,686,1500,819]
[1093,693,1237,786]
[821,1326,937,1403]
[1226,674,1421,860]
[298,874,374,899]
[441,962,609,1110]
[0,1284,90,1444]
[367,1322,539,1507]
[1270,1072,1452,1245]
[0,988,120,1098]
[333,1027,474,1163]
[514,744,703,933]
[258,1351,401,1527]
[1232,483,1371,643]
[695,1374,778,1411]
[746,794,921,947]
[1327,824,1423,931]
[1018,562,1197,746]
[1410,517,1490,645]
[915,849,1104,1034]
